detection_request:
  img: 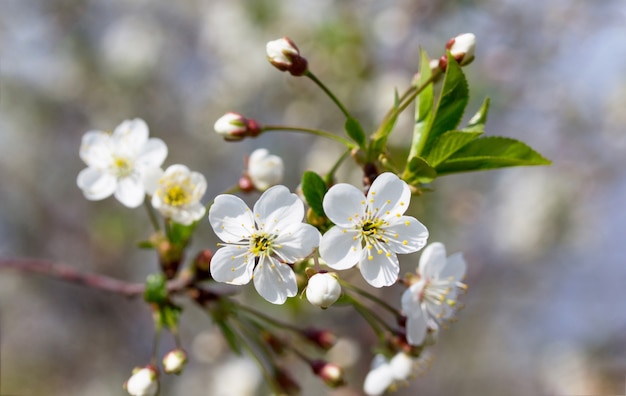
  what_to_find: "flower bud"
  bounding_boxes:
[266,37,308,76]
[303,328,337,350]
[124,366,159,396]
[311,360,345,388]
[247,148,284,191]
[193,249,213,281]
[306,273,341,309]
[446,33,476,66]
[214,112,261,141]
[163,348,188,375]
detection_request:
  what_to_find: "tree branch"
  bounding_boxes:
[0,258,190,298]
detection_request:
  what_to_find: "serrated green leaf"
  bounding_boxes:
[436,137,552,175]
[301,171,327,217]
[403,156,437,185]
[425,131,482,167]
[418,54,468,159]
[344,117,366,148]
[144,273,168,304]
[408,49,435,160]
[463,97,490,132]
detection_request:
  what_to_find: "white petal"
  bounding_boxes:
[390,353,413,381]
[111,118,149,155]
[253,185,303,233]
[384,216,429,254]
[401,280,424,314]
[359,249,399,287]
[136,138,168,169]
[80,131,113,169]
[77,168,117,200]
[210,245,254,285]
[319,226,362,270]
[162,164,190,177]
[322,183,365,227]
[190,172,208,200]
[405,310,428,346]
[209,194,255,243]
[253,257,297,304]
[273,223,320,263]
[418,242,447,279]
[115,175,145,208]
[439,252,467,281]
[171,203,205,226]
[363,358,394,396]
[142,167,163,195]
[367,172,411,216]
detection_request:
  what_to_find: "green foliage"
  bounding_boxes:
[403,156,437,185]
[144,273,168,304]
[425,131,483,167]
[167,221,194,246]
[462,97,490,132]
[301,171,328,217]
[345,117,367,148]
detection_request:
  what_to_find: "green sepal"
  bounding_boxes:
[435,136,552,175]
[344,117,367,149]
[301,171,328,218]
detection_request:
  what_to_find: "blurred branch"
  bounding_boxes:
[0,258,190,297]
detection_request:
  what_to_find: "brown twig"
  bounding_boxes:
[0,258,191,298]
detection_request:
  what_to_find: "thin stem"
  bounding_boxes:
[345,294,388,340]
[340,280,402,317]
[237,303,301,334]
[0,258,191,297]
[144,196,161,232]
[324,148,351,184]
[262,125,354,148]
[305,70,352,119]
[151,325,162,365]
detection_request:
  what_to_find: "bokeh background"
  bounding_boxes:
[1,0,626,395]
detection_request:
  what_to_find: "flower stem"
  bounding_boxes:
[340,280,402,317]
[262,125,354,148]
[305,70,352,119]
[237,303,302,334]
[324,148,351,184]
[344,294,389,341]
[144,196,161,232]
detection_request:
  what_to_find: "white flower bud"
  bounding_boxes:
[124,366,158,396]
[266,37,308,76]
[248,148,284,191]
[163,348,188,375]
[306,273,341,309]
[363,355,394,396]
[447,33,476,66]
[390,352,413,381]
[214,112,248,141]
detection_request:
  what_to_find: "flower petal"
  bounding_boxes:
[405,308,428,346]
[136,138,168,169]
[253,185,304,233]
[367,172,411,216]
[115,175,145,208]
[358,249,399,287]
[142,167,164,195]
[80,131,112,169]
[210,245,254,285]
[171,203,205,225]
[418,242,447,279]
[439,252,467,281]
[111,118,149,156]
[77,168,117,200]
[209,194,255,243]
[322,183,366,227]
[384,216,429,254]
[363,356,394,396]
[253,257,297,304]
[274,223,320,263]
[319,226,362,270]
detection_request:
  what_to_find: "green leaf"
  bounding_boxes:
[425,130,482,167]
[463,97,490,132]
[408,49,435,160]
[423,54,469,154]
[403,156,437,185]
[344,117,366,148]
[436,137,552,175]
[301,171,328,217]
[144,273,168,304]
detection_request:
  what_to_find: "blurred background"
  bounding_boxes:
[1,0,626,395]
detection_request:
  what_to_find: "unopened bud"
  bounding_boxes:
[311,360,345,388]
[163,348,188,375]
[247,148,284,191]
[124,365,159,396]
[303,328,337,350]
[446,33,476,66]
[274,367,301,395]
[306,273,341,309]
[266,37,308,76]
[193,249,213,281]
[214,112,261,141]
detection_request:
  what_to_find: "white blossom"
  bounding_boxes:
[163,348,188,375]
[208,185,321,304]
[401,242,467,345]
[306,273,341,308]
[319,172,429,287]
[248,148,284,191]
[448,33,476,66]
[363,352,430,395]
[124,366,158,396]
[77,118,167,208]
[151,164,207,225]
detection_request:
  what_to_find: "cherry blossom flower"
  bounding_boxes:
[150,165,207,225]
[247,148,284,191]
[208,185,321,304]
[363,352,432,396]
[319,172,429,287]
[401,242,467,345]
[124,366,159,396]
[77,118,167,208]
